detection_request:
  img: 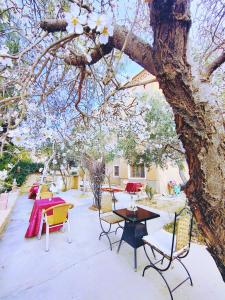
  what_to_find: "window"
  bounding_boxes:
[114,165,119,177]
[129,164,145,178]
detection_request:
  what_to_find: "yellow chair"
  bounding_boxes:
[38,203,74,251]
[40,184,49,193]
[40,191,53,199]
[38,184,53,199]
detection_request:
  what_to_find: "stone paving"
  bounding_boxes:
[0,190,224,300]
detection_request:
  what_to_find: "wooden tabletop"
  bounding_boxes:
[113,206,160,223]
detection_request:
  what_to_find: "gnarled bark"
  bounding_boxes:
[149,0,225,280]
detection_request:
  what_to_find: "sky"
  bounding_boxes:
[124,61,143,78]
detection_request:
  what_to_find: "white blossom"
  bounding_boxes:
[0,46,13,67]
[88,14,114,45]
[0,169,8,180]
[88,14,107,31]
[64,4,87,34]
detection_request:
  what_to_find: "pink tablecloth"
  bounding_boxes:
[28,183,39,200]
[25,197,65,238]
[125,182,143,193]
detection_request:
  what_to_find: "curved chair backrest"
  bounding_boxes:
[172,207,193,256]
[44,203,74,226]
[100,194,112,213]
[176,214,192,252]
[40,184,49,193]
[40,191,53,199]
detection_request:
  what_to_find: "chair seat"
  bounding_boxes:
[100,213,124,224]
[143,229,176,257]
[143,229,188,258]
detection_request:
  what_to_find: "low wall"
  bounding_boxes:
[0,190,19,236]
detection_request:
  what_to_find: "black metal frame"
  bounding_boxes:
[142,207,193,300]
[117,220,151,271]
[98,194,123,251]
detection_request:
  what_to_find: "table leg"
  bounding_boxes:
[112,192,118,209]
[134,248,137,271]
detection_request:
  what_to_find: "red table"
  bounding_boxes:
[28,183,39,200]
[101,187,123,193]
[125,182,143,193]
[25,197,65,238]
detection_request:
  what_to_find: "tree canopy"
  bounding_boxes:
[0,0,224,279]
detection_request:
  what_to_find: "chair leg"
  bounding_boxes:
[155,267,174,300]
[143,265,174,300]
[38,215,44,240]
[117,238,123,253]
[45,223,50,252]
[61,222,66,233]
[106,233,113,251]
[99,220,113,250]
[151,246,156,259]
[115,223,123,235]
[177,258,193,286]
[67,219,72,244]
[143,244,156,264]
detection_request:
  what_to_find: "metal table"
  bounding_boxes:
[113,207,160,271]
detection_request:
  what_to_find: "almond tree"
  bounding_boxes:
[0,0,224,279]
[38,1,225,279]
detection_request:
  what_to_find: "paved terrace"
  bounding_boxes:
[0,190,224,300]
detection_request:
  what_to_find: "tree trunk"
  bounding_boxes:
[150,0,225,280]
[177,161,188,185]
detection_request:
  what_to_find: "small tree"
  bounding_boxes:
[82,155,105,209]
[118,92,188,184]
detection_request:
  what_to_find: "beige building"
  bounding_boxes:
[105,70,188,194]
[105,158,186,195]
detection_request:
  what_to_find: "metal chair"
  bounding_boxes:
[38,203,74,251]
[99,193,124,250]
[142,207,193,300]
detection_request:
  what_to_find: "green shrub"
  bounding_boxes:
[11,161,43,187]
[145,184,154,200]
[0,144,43,192]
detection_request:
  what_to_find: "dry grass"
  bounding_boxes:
[138,197,185,214]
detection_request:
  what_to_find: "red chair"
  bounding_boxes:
[125,182,143,193]
[28,183,39,200]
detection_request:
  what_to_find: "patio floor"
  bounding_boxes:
[0,190,224,300]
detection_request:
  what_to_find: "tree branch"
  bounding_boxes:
[40,19,67,32]
[40,20,156,75]
[203,51,225,80]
